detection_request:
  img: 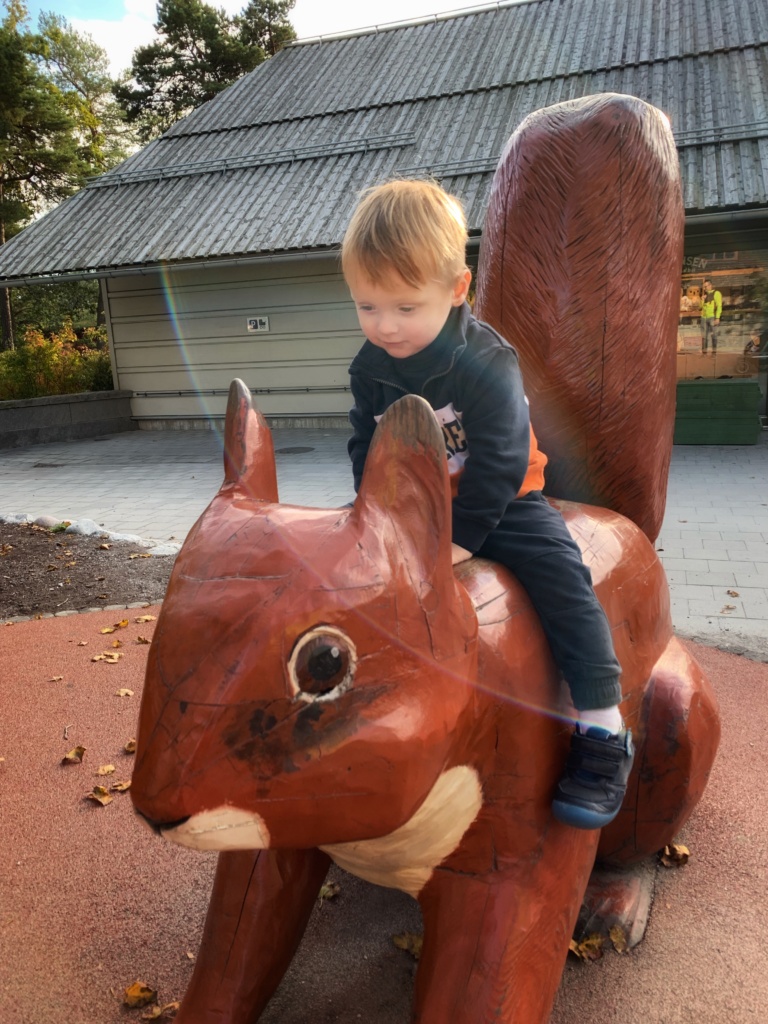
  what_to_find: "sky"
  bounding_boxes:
[22,0,501,76]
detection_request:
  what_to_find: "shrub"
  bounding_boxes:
[0,322,113,401]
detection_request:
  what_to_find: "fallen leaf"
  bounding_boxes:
[318,881,341,904]
[392,931,423,960]
[123,981,156,1008]
[111,639,123,648]
[568,934,604,962]
[185,951,195,960]
[142,1002,179,1020]
[660,843,690,868]
[100,626,116,634]
[124,738,137,754]
[85,786,113,806]
[720,604,736,613]
[609,924,628,953]
[135,615,157,623]
[116,619,129,628]
[77,640,88,646]
[62,745,86,765]
[96,764,116,776]
[49,675,64,682]
[129,552,152,559]
[116,688,134,697]
[92,652,123,663]
[726,589,740,597]
[136,636,151,645]
[99,543,111,550]
[111,780,132,792]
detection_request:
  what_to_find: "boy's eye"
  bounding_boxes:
[399,306,415,314]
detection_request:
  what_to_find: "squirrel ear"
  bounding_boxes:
[355,395,453,570]
[222,379,279,501]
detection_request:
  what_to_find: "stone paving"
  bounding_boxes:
[1,425,766,658]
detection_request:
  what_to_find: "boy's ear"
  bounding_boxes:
[221,379,279,501]
[354,395,453,575]
[452,268,472,306]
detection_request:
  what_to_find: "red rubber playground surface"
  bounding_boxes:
[1,610,766,1024]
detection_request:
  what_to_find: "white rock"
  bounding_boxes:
[34,515,61,529]
[65,518,102,536]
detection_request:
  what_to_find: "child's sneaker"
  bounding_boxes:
[552,726,634,830]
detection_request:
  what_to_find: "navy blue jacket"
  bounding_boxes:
[347,303,547,552]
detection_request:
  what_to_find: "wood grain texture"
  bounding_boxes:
[476,93,684,542]
[131,98,718,1024]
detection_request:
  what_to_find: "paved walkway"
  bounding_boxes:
[1,426,767,658]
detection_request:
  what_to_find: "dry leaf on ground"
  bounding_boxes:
[111,780,132,792]
[96,764,116,776]
[62,745,86,765]
[318,881,341,904]
[123,981,157,1008]
[49,675,63,682]
[569,934,605,962]
[136,635,151,645]
[124,738,137,754]
[142,1001,179,1020]
[135,615,157,623]
[92,652,123,663]
[660,843,690,868]
[85,785,113,806]
[609,924,628,953]
[116,688,134,697]
[393,931,423,960]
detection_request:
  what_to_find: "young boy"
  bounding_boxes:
[342,179,634,830]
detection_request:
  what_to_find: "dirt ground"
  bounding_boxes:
[0,521,174,619]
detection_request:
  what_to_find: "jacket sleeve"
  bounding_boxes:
[451,348,532,552]
[714,291,723,318]
[347,374,378,493]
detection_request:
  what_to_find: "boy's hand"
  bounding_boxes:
[451,543,473,565]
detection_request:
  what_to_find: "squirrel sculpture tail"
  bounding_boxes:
[476,93,684,542]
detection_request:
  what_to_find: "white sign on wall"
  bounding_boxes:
[247,316,270,333]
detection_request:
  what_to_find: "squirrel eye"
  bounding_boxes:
[288,628,357,702]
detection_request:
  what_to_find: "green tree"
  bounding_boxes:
[0,1,86,350]
[115,0,296,143]
[36,11,135,174]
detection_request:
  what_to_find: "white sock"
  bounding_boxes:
[576,705,623,734]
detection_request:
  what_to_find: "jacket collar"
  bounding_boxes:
[349,302,471,379]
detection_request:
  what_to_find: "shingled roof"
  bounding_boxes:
[1,0,767,284]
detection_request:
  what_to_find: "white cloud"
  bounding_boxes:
[71,11,156,76]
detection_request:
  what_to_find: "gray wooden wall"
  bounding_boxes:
[103,256,359,425]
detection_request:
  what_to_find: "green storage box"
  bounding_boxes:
[674,379,763,445]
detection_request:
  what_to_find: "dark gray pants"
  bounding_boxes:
[475,491,622,710]
[701,317,718,352]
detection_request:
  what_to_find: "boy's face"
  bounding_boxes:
[348,269,471,359]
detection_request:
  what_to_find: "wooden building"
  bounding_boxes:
[0,0,766,427]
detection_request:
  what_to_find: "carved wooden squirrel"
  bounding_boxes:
[132,94,720,1023]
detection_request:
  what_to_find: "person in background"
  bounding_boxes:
[700,279,722,355]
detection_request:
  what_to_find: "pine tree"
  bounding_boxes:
[0,3,85,349]
[115,0,296,143]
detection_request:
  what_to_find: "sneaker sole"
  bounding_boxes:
[551,800,621,830]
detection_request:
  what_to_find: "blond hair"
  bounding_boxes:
[342,179,468,287]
